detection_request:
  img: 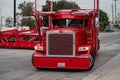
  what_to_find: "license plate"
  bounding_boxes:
[57,63,65,67]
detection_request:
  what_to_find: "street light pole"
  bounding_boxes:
[14,0,16,27]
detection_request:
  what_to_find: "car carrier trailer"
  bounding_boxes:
[0,28,39,49]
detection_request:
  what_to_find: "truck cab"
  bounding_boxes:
[32,0,99,70]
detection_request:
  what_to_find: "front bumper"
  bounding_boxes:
[32,56,90,70]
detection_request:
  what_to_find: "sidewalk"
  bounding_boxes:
[82,31,120,80]
[99,31,120,38]
[82,53,120,80]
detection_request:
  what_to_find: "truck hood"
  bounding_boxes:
[47,27,84,34]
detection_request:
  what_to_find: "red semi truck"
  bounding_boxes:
[32,0,100,70]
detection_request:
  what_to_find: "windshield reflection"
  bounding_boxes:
[53,19,83,27]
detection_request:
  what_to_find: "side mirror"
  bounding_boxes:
[96,18,99,27]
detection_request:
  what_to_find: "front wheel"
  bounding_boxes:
[31,53,41,70]
[89,51,95,70]
[32,53,34,66]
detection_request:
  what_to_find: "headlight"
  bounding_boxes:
[34,45,44,51]
[78,47,89,52]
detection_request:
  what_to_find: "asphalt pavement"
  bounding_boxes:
[0,31,120,80]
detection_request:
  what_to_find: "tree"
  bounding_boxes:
[99,9,110,31]
[21,17,36,29]
[18,1,36,29]
[18,1,34,16]
[42,0,80,11]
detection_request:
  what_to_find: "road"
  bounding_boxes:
[0,32,120,80]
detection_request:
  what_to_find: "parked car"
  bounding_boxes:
[105,26,114,32]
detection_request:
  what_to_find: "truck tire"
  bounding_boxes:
[89,51,95,70]
[32,53,34,66]
[98,39,100,50]
[32,53,41,70]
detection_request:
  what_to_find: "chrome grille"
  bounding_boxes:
[47,32,74,56]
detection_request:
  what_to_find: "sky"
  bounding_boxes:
[0,0,120,21]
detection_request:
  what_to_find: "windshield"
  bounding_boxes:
[53,19,83,27]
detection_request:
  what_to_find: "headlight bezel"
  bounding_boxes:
[34,45,44,51]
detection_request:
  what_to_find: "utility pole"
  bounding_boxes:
[113,0,118,24]
[1,17,2,28]
[0,8,1,28]
[14,0,16,27]
[111,3,114,24]
[0,16,4,31]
